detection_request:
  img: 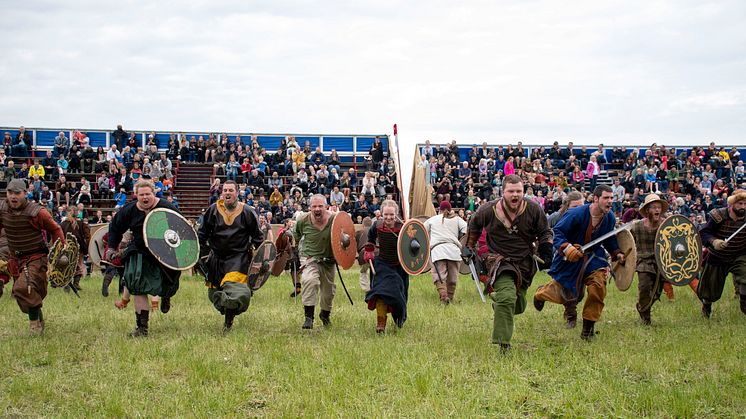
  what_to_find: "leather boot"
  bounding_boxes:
[302,305,314,329]
[533,294,545,312]
[563,302,577,329]
[435,282,449,304]
[72,275,82,291]
[376,314,387,334]
[29,320,44,336]
[639,309,652,326]
[740,294,746,316]
[446,282,456,302]
[223,309,236,334]
[580,319,595,340]
[319,310,331,327]
[102,273,113,297]
[130,311,149,337]
[160,297,171,314]
[701,303,712,319]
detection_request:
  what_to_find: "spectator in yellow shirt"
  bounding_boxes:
[28,160,46,179]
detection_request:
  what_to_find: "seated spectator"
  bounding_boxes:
[114,187,127,209]
[77,178,92,205]
[56,175,71,207]
[327,149,341,174]
[267,171,283,192]
[571,166,585,191]
[225,154,241,182]
[18,162,29,179]
[53,131,69,158]
[269,187,283,212]
[57,154,69,175]
[330,186,344,206]
[361,171,377,196]
[213,146,226,174]
[97,171,111,197]
[116,167,133,192]
[354,194,369,219]
[310,147,326,169]
[107,144,122,163]
[12,126,32,157]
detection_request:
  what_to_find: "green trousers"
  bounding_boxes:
[208,282,252,315]
[489,273,527,345]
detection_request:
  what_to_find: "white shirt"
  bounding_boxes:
[424,214,467,262]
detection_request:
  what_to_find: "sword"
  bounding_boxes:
[579,221,635,254]
[467,259,486,303]
[725,221,746,243]
[335,263,354,305]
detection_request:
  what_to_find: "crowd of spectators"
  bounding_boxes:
[421,140,745,228]
[1,125,179,225]
[199,134,398,225]
[1,126,400,227]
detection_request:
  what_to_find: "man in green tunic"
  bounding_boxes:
[292,194,337,330]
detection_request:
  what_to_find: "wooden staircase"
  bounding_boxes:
[173,163,213,220]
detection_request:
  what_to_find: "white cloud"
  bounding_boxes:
[2,0,746,207]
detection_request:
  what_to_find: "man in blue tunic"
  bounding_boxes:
[533,185,625,340]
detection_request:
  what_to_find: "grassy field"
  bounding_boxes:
[1,270,745,418]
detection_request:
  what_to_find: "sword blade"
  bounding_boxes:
[580,222,634,253]
[468,260,486,303]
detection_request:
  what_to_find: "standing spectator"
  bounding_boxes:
[370,136,384,164]
[112,124,128,150]
[586,155,600,192]
[612,178,625,216]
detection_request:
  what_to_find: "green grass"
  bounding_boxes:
[1,271,745,417]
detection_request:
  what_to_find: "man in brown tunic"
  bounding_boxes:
[0,179,64,335]
[630,194,668,325]
[463,175,553,351]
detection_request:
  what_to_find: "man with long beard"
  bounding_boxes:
[463,174,553,351]
[533,185,625,340]
[198,180,264,333]
[698,189,746,318]
[293,194,337,330]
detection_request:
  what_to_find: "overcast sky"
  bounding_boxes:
[2,0,746,202]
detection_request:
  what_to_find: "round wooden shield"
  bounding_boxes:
[143,208,200,271]
[271,230,293,276]
[415,216,431,273]
[331,211,357,270]
[654,215,702,286]
[611,228,637,291]
[398,219,431,275]
[248,241,277,291]
[88,223,108,267]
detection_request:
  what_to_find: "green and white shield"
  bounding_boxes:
[143,208,200,271]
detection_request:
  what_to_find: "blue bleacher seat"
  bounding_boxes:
[295,136,320,150]
[324,136,353,153]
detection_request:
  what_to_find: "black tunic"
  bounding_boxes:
[198,201,264,287]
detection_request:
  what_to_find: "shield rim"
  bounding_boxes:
[331,211,357,270]
[611,228,637,291]
[654,214,702,286]
[415,216,432,273]
[88,223,108,266]
[398,218,431,275]
[249,240,278,290]
[143,208,200,271]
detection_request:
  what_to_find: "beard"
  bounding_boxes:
[225,199,237,210]
[734,207,746,217]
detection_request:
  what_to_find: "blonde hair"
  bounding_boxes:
[380,199,399,214]
[134,179,155,194]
